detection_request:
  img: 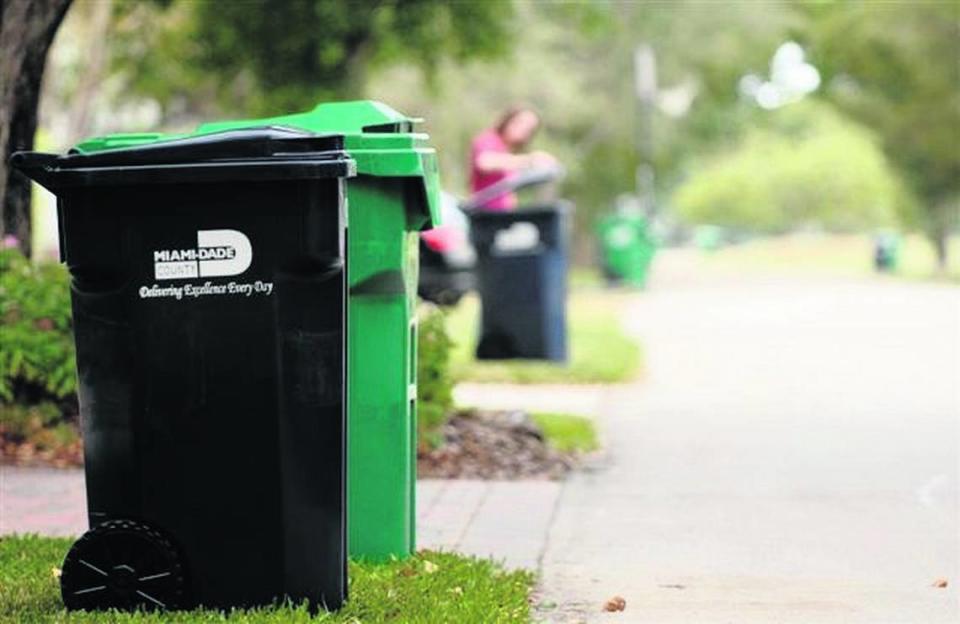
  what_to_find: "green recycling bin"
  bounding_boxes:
[74,101,441,562]
[198,102,440,561]
[597,213,656,288]
[873,231,900,272]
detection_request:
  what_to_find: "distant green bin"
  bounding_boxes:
[76,100,441,561]
[597,213,656,288]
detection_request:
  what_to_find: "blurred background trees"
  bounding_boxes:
[7,0,960,269]
[110,0,513,116]
[0,0,72,256]
[801,1,960,268]
[674,102,907,234]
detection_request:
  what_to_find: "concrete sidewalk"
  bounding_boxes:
[0,466,87,537]
[418,479,561,570]
[536,268,959,622]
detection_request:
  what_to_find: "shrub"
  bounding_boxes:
[674,102,912,233]
[0,401,78,449]
[0,248,77,436]
[416,304,455,448]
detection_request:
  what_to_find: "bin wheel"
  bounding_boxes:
[61,519,187,612]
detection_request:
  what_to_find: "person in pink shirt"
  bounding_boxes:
[469,106,556,211]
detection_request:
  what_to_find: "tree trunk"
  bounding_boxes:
[62,0,111,146]
[927,199,958,274]
[932,228,949,273]
[0,0,72,257]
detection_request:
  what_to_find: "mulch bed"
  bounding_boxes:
[3,409,578,480]
[417,409,575,480]
[1,437,83,468]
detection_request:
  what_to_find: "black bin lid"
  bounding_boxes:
[10,127,356,191]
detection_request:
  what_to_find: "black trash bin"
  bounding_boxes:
[11,128,355,612]
[468,203,569,361]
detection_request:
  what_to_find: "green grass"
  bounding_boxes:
[531,412,599,454]
[445,291,641,384]
[567,267,604,289]
[0,535,534,623]
[696,233,960,283]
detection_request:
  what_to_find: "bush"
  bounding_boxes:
[417,304,455,448]
[674,102,912,233]
[0,248,78,440]
[0,401,79,450]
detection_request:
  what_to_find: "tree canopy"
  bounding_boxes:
[111,0,514,116]
[799,1,960,263]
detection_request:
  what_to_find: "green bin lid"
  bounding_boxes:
[194,101,440,229]
[73,132,186,152]
[75,101,441,230]
[19,127,354,190]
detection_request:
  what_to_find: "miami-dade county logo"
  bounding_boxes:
[153,229,252,280]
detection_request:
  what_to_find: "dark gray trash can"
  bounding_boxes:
[11,127,354,613]
[468,203,569,361]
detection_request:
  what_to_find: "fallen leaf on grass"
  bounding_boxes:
[423,560,439,574]
[602,595,626,612]
[51,567,61,579]
[932,578,948,588]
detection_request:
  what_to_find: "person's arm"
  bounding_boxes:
[475,149,557,174]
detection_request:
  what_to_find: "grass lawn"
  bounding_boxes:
[0,536,533,623]
[531,412,599,454]
[445,291,641,384]
[693,232,960,283]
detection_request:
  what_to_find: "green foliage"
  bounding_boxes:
[799,2,960,257]
[674,102,908,232]
[0,248,75,404]
[530,412,599,454]
[0,400,61,437]
[0,536,535,623]
[111,0,514,116]
[364,1,798,258]
[0,401,76,447]
[417,305,455,444]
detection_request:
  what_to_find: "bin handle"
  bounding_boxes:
[460,165,566,214]
[9,152,61,190]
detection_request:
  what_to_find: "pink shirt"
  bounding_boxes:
[469,129,517,211]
